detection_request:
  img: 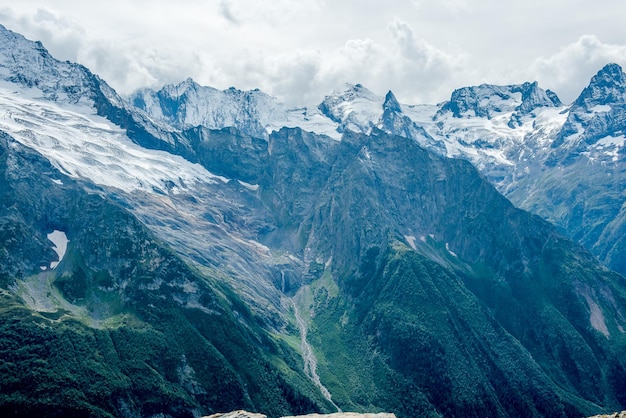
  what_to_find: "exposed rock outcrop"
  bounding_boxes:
[588,412,626,418]
[282,414,396,418]
[204,413,396,418]
[205,411,267,418]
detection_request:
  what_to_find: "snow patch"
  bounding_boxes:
[237,180,259,191]
[47,230,68,269]
[591,104,611,113]
[404,235,417,250]
[596,135,626,147]
[325,256,333,268]
[274,107,342,141]
[594,135,625,161]
[445,242,458,258]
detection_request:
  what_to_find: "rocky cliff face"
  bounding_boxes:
[588,413,626,418]
[551,63,626,157]
[131,80,283,139]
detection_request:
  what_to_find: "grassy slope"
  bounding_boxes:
[299,241,626,418]
[0,136,330,417]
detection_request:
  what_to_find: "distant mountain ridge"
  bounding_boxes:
[132,62,625,276]
[130,79,340,140]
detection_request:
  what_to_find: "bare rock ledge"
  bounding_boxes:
[204,412,396,418]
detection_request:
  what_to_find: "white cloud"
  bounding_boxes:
[79,41,205,95]
[526,35,626,104]
[2,2,626,107]
[0,7,84,62]
[200,18,466,107]
[386,18,467,100]
[0,6,469,105]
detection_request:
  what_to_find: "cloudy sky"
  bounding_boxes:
[2,1,626,106]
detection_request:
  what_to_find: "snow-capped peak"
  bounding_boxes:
[0,24,98,107]
[382,91,402,113]
[551,63,626,159]
[572,63,626,110]
[437,82,561,122]
[317,83,384,133]
[129,79,282,137]
[130,79,342,140]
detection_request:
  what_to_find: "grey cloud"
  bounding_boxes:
[219,0,240,25]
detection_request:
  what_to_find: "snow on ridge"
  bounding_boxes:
[237,180,259,191]
[132,80,400,143]
[318,83,384,133]
[0,85,227,194]
[593,135,625,161]
[131,80,342,141]
[271,107,342,140]
[409,104,568,169]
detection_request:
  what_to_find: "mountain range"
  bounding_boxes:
[0,23,625,418]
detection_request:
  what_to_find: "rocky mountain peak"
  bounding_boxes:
[516,81,562,113]
[551,63,626,157]
[382,90,402,113]
[573,63,626,109]
[317,83,382,125]
[0,24,97,104]
[438,84,514,118]
[173,77,202,94]
[129,79,283,137]
[438,81,561,121]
